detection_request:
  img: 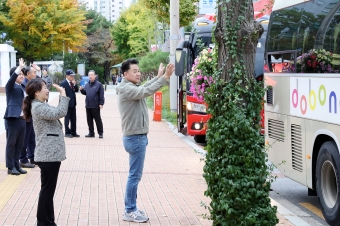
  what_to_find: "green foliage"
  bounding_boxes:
[84,9,112,35]
[146,83,176,125]
[81,10,117,84]
[111,2,156,58]
[0,0,9,42]
[203,0,278,225]
[51,72,64,85]
[63,53,78,74]
[139,50,169,75]
[140,0,197,27]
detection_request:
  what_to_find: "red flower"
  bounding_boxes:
[307,60,311,66]
[312,61,317,68]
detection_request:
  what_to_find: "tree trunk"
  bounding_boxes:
[103,61,110,84]
[203,0,278,224]
[215,0,263,82]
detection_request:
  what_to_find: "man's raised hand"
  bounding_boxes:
[157,63,165,78]
[19,58,25,69]
[163,63,175,79]
[31,64,41,71]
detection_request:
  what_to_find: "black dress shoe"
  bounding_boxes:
[72,133,80,137]
[85,134,95,138]
[65,134,73,138]
[20,162,35,168]
[99,134,103,138]
[17,168,27,174]
[8,168,20,175]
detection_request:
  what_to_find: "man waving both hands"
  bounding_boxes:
[116,59,174,223]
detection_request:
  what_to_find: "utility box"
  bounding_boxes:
[153,91,162,121]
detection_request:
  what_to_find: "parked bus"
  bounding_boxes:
[265,0,340,224]
[175,15,268,143]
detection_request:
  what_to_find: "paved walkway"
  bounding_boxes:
[0,89,302,225]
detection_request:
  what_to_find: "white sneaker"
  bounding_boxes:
[123,209,145,216]
[123,210,149,223]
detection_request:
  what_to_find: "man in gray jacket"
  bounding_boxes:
[41,69,52,91]
[116,58,174,223]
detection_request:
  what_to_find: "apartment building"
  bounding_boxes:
[79,0,131,22]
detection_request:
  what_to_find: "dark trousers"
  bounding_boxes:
[86,108,103,135]
[64,107,77,135]
[36,162,61,226]
[20,119,36,163]
[5,118,26,169]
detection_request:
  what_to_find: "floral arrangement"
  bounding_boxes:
[298,49,338,73]
[189,48,216,101]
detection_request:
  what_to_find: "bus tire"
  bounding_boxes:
[194,135,206,143]
[316,141,340,226]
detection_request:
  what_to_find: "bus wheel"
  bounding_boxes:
[194,135,206,143]
[316,141,340,225]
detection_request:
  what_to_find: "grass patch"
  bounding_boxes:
[146,84,177,126]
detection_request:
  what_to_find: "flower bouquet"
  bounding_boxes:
[189,48,216,101]
[298,49,337,73]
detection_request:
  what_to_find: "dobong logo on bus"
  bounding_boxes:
[290,77,340,123]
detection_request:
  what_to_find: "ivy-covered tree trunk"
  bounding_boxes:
[203,0,278,225]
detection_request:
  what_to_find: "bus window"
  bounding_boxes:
[299,2,340,50]
[266,4,305,53]
[266,52,296,73]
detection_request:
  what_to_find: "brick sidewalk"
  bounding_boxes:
[0,91,293,225]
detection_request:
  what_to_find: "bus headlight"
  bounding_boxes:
[194,122,202,130]
[187,102,207,113]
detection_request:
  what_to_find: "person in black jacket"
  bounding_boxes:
[59,69,80,138]
[4,58,28,175]
[80,70,105,138]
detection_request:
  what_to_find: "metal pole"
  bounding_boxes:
[169,0,180,112]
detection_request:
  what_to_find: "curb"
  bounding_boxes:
[271,199,310,226]
[163,120,311,226]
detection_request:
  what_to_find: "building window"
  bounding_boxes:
[112,10,114,12]
[119,2,122,3]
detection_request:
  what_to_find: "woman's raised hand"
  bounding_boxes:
[52,84,66,96]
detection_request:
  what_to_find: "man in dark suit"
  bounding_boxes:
[60,69,80,138]
[19,63,40,168]
[4,58,28,175]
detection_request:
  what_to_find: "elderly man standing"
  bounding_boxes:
[19,63,41,168]
[80,70,105,138]
[116,59,174,223]
[60,69,80,138]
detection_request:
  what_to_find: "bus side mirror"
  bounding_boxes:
[175,50,185,76]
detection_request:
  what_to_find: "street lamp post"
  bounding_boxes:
[169,0,180,112]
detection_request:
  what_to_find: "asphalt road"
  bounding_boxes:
[187,135,329,226]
